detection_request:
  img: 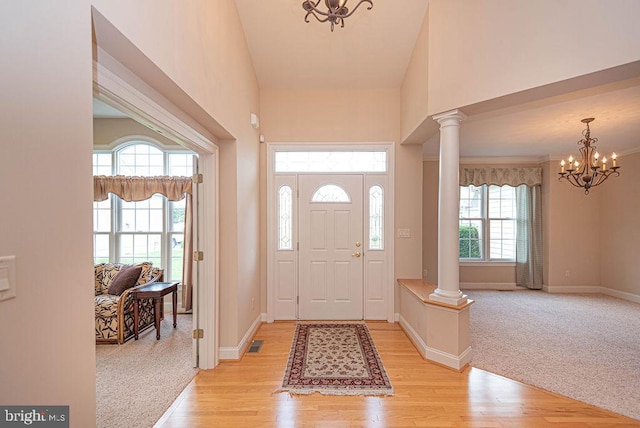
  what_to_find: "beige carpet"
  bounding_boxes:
[468,290,640,420]
[96,314,198,428]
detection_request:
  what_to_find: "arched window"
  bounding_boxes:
[93,141,195,281]
[311,184,351,203]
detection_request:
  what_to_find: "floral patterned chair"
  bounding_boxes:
[94,262,164,344]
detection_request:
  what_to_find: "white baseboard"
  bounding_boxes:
[460,282,517,291]
[218,347,237,360]
[601,287,640,304]
[399,314,473,370]
[398,314,427,358]
[544,284,640,304]
[261,312,267,322]
[543,284,599,293]
[219,313,263,360]
[394,312,400,322]
[425,345,473,371]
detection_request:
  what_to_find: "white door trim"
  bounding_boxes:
[94,53,219,369]
[267,142,395,323]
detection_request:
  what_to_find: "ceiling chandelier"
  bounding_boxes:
[558,118,620,195]
[302,0,373,32]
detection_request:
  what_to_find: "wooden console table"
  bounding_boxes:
[133,281,179,340]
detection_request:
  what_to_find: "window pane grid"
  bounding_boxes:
[488,185,515,218]
[489,219,516,260]
[94,233,110,264]
[168,153,194,176]
[118,233,162,267]
[93,142,196,281]
[120,196,164,232]
[93,153,113,176]
[459,219,483,259]
[459,185,483,218]
[93,198,112,232]
[117,144,164,176]
[460,184,516,261]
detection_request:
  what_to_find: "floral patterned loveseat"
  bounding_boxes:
[94,262,164,344]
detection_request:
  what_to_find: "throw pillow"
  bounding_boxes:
[108,265,143,296]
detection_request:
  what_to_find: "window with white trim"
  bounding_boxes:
[459,184,516,261]
[92,142,194,281]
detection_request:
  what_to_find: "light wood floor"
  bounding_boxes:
[156,322,639,427]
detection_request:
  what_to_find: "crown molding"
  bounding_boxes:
[546,145,640,161]
[618,146,640,157]
[423,155,545,164]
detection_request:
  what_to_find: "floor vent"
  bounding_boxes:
[247,340,264,354]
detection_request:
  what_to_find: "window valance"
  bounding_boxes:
[460,167,542,187]
[93,175,192,202]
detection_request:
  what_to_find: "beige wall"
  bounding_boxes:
[422,161,439,283]
[600,151,640,295]
[542,160,602,288]
[427,0,640,116]
[260,89,402,143]
[93,117,181,148]
[401,7,429,142]
[0,2,96,426]
[260,88,423,312]
[2,3,261,422]
[459,265,515,285]
[93,0,262,348]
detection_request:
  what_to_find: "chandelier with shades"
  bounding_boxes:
[558,118,620,195]
[302,0,373,32]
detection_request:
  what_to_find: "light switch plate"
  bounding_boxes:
[0,255,16,302]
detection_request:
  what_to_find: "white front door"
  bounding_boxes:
[298,175,364,320]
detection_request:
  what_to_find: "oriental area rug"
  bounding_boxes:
[279,322,394,396]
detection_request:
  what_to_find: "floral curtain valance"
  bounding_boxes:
[93,175,192,202]
[460,167,542,187]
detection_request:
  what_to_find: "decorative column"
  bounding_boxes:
[430,109,467,306]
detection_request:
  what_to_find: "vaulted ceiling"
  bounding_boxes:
[234,0,640,160]
[95,2,640,161]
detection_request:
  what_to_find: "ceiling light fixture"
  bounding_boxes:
[302,0,373,32]
[558,118,620,195]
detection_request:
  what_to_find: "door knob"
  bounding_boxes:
[352,251,361,258]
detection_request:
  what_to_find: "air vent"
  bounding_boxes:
[247,340,264,354]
